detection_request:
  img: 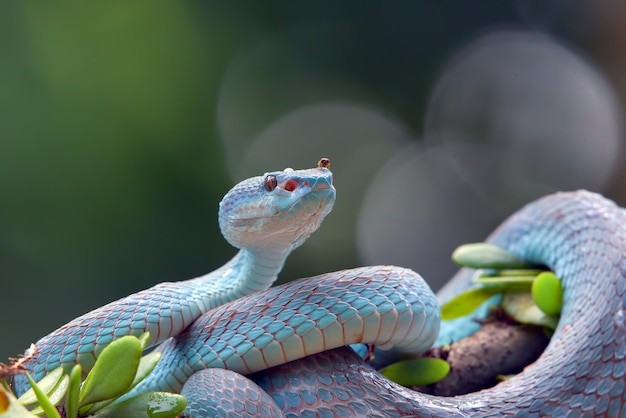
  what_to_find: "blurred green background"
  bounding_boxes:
[3,2,626,360]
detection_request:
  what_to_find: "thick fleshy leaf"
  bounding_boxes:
[23,373,61,418]
[131,352,161,390]
[0,386,39,417]
[79,396,111,415]
[478,269,544,278]
[92,392,187,418]
[138,332,151,350]
[452,243,530,269]
[531,272,563,315]
[84,351,162,415]
[30,373,69,415]
[380,358,450,387]
[65,365,82,418]
[473,275,535,291]
[79,336,142,407]
[18,367,64,406]
[501,291,559,329]
[441,286,504,320]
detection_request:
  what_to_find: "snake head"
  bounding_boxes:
[218,161,335,251]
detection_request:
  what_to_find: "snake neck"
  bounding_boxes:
[188,245,291,307]
[228,246,290,293]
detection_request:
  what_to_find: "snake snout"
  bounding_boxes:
[311,174,334,192]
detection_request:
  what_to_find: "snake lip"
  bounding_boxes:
[287,184,334,212]
[310,173,334,191]
[273,183,335,220]
[312,181,333,191]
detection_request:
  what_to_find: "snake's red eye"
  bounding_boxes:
[283,179,298,192]
[264,175,278,191]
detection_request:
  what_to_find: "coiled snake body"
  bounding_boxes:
[13,160,626,417]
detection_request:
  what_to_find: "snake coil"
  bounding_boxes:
[11,159,626,417]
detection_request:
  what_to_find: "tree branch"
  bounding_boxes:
[416,318,550,396]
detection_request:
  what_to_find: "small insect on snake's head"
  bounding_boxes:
[218,158,336,251]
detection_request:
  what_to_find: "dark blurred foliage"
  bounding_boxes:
[2,2,625,360]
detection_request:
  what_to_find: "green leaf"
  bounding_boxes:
[84,351,162,415]
[92,392,187,418]
[380,358,450,387]
[65,365,82,418]
[138,332,151,350]
[0,386,40,417]
[452,243,530,269]
[473,275,535,292]
[131,352,161,390]
[441,286,504,320]
[531,272,563,316]
[18,367,64,406]
[478,269,544,278]
[23,373,61,418]
[78,336,142,407]
[30,373,69,416]
[496,374,516,381]
[501,291,559,329]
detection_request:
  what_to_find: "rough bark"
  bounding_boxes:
[416,319,550,396]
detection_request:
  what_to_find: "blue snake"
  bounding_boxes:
[13,159,626,417]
